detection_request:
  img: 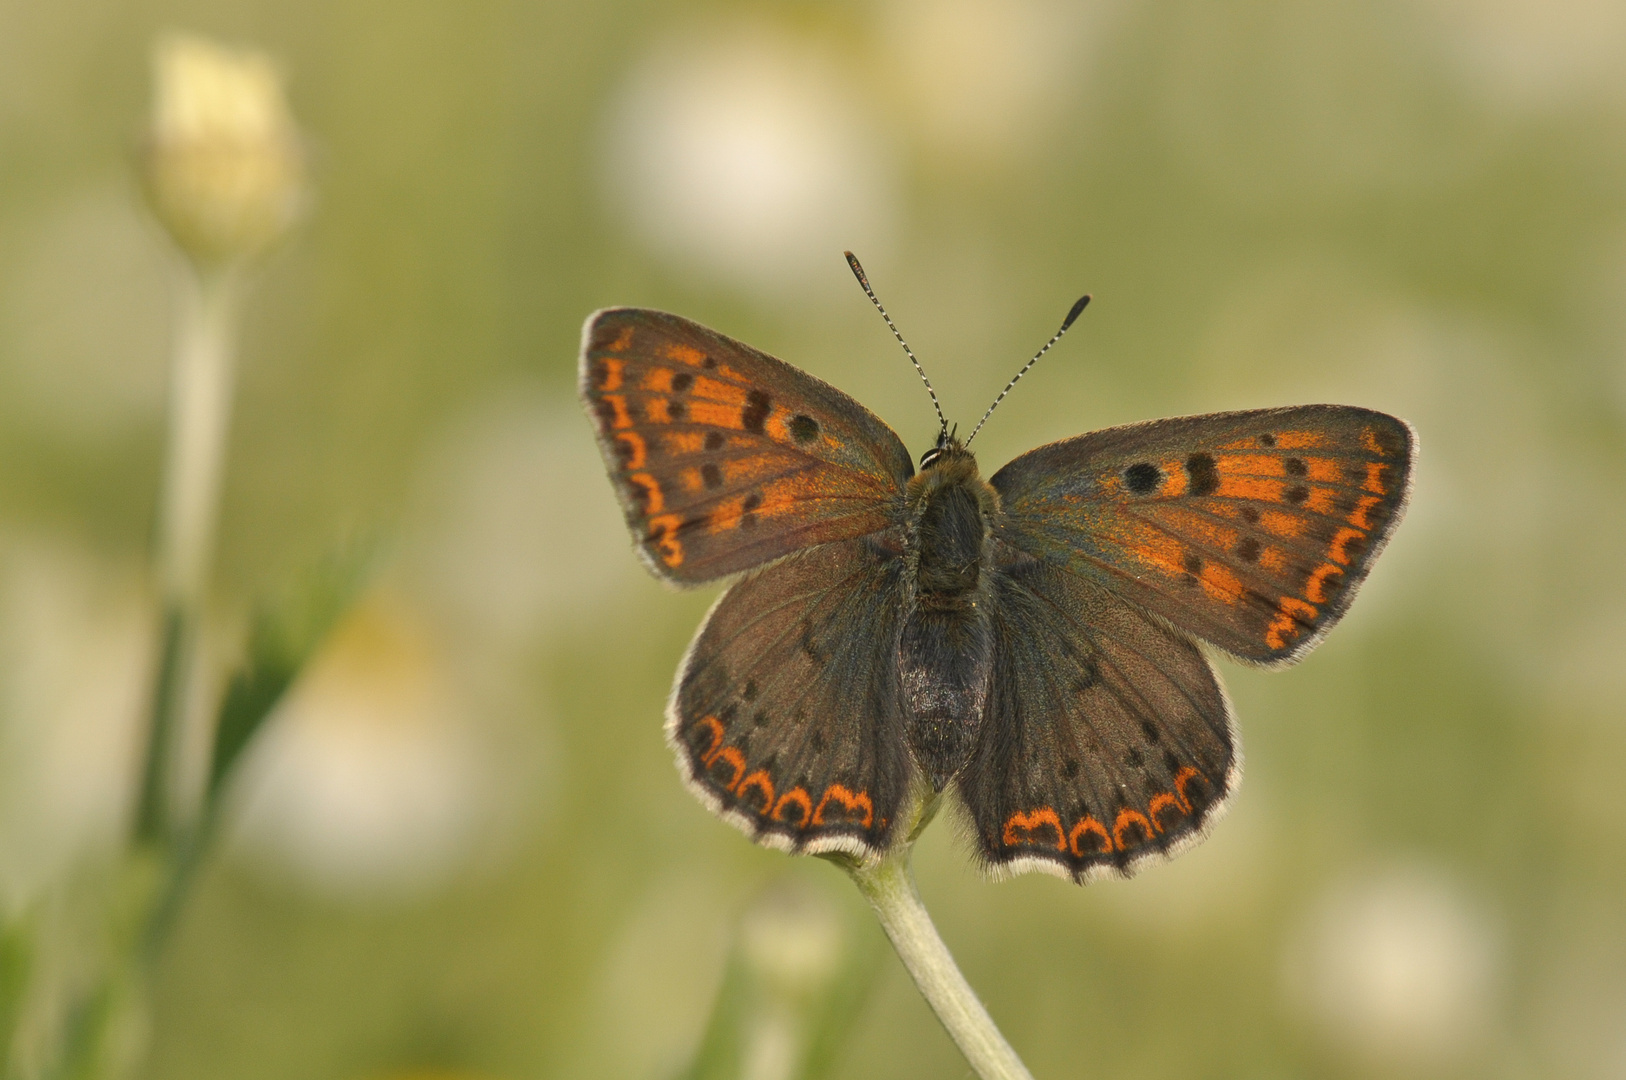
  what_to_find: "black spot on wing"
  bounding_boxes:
[743,390,771,433]
[1124,462,1162,494]
[1185,453,1219,496]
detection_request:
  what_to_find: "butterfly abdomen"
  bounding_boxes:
[899,443,999,789]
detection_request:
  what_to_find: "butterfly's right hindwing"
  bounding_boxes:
[669,535,914,860]
[580,309,913,584]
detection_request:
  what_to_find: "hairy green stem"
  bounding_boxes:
[841,804,1034,1080]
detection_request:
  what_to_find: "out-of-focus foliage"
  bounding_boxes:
[2,1,1624,1078]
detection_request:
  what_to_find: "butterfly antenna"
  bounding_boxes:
[845,251,948,435]
[964,293,1091,447]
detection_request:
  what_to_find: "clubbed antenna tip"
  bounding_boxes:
[965,293,1092,447]
[844,251,947,434]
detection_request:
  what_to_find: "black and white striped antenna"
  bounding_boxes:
[964,293,1090,448]
[844,252,948,437]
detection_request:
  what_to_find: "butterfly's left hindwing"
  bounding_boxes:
[581,308,913,584]
[960,553,1237,882]
[669,535,913,860]
[991,406,1413,666]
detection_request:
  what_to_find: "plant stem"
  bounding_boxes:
[134,264,239,845]
[843,839,1035,1080]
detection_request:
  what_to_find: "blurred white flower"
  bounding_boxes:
[0,535,150,906]
[603,22,897,297]
[405,387,636,649]
[144,33,306,265]
[1284,862,1502,1066]
[880,0,1101,160]
[229,592,510,899]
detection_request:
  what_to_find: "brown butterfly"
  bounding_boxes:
[580,259,1413,882]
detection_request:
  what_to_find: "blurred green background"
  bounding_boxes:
[3,0,1625,1077]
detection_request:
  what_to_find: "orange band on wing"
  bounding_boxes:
[773,788,813,828]
[1002,808,1066,850]
[813,785,874,828]
[1113,808,1156,849]
[1069,816,1112,856]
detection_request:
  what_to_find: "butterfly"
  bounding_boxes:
[579,258,1413,883]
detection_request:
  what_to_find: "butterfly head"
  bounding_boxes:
[919,424,961,471]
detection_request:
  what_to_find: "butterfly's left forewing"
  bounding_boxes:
[991,406,1414,665]
[581,308,913,584]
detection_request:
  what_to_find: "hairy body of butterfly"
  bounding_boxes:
[581,306,1413,883]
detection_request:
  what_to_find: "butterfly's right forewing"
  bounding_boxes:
[581,309,914,584]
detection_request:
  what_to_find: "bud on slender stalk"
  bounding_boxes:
[143,34,305,267]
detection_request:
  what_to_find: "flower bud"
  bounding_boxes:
[143,34,305,265]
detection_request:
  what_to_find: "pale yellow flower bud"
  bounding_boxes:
[143,34,305,265]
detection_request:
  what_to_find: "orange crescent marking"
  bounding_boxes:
[641,367,674,393]
[1069,816,1112,857]
[695,716,725,763]
[772,788,813,828]
[1305,562,1344,603]
[1259,546,1288,572]
[644,398,672,424]
[605,326,634,352]
[646,514,684,567]
[601,394,632,429]
[736,770,775,814]
[709,746,746,792]
[628,473,664,513]
[1347,494,1383,530]
[1001,808,1066,851]
[597,357,624,390]
[1363,462,1388,495]
[665,431,706,454]
[661,342,707,366]
[615,431,646,469]
[1113,808,1156,849]
[1329,526,1367,565]
[1148,792,1185,831]
[812,785,874,829]
[1173,767,1202,812]
[1360,426,1389,455]
[679,467,704,493]
[1305,487,1337,514]
[1266,596,1318,649]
